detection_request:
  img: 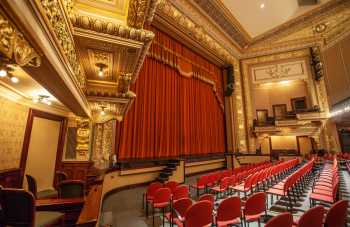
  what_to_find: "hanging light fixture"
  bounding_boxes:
[0,63,19,83]
[32,95,52,105]
[95,63,107,77]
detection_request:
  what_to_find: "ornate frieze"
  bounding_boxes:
[127,0,159,28]
[70,13,155,43]
[0,10,41,67]
[192,0,250,48]
[156,0,235,63]
[251,60,308,84]
[34,0,85,88]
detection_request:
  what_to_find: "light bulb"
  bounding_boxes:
[98,70,103,77]
[33,97,39,103]
[0,69,7,77]
[47,101,52,105]
[10,76,19,83]
[101,110,105,115]
[260,3,265,8]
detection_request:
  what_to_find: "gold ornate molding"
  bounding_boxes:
[156,0,235,63]
[71,12,154,120]
[0,10,41,67]
[75,117,91,160]
[244,0,350,58]
[89,95,135,123]
[33,0,86,88]
[127,0,159,29]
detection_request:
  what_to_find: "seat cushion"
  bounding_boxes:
[37,189,58,199]
[35,211,64,227]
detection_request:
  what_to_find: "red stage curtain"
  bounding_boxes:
[116,27,226,160]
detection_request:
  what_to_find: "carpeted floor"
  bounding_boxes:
[101,164,350,227]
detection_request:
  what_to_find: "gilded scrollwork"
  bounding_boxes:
[0,11,41,67]
[35,0,85,88]
[75,117,91,160]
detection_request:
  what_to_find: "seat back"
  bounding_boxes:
[146,182,163,199]
[197,175,208,187]
[297,205,324,227]
[58,180,85,198]
[185,201,213,227]
[173,185,189,201]
[173,198,193,218]
[153,188,171,204]
[244,192,266,216]
[216,196,241,223]
[55,171,68,186]
[220,177,230,190]
[164,181,178,194]
[25,175,37,199]
[265,212,293,227]
[1,188,35,227]
[324,200,348,227]
[198,194,214,206]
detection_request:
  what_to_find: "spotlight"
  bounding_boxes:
[10,76,19,83]
[0,69,7,77]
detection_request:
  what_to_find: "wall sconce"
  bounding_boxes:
[95,63,107,77]
[32,95,52,105]
[100,105,107,115]
[0,64,19,83]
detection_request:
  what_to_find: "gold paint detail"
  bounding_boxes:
[75,117,91,160]
[92,120,114,169]
[0,11,41,67]
[35,0,86,88]
[127,0,151,28]
[156,0,235,63]
[71,13,154,119]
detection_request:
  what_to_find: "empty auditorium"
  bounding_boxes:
[1,0,350,226]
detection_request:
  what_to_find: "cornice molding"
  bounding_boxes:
[32,0,86,89]
[192,0,251,48]
[251,0,347,44]
[156,0,237,63]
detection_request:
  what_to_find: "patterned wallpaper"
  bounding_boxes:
[0,96,29,171]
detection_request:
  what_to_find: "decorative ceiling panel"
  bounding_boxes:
[74,32,141,86]
[74,0,129,24]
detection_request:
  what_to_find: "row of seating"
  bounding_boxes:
[267,159,314,211]
[190,160,271,196]
[346,161,350,173]
[165,191,348,227]
[265,199,348,227]
[165,192,267,227]
[310,158,339,206]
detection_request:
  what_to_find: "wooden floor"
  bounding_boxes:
[101,163,350,227]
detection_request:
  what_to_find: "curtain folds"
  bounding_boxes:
[116,27,226,160]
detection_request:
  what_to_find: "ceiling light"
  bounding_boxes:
[32,95,52,106]
[95,63,107,77]
[10,76,19,83]
[0,69,7,77]
[279,80,290,85]
[260,3,265,9]
[101,110,105,115]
